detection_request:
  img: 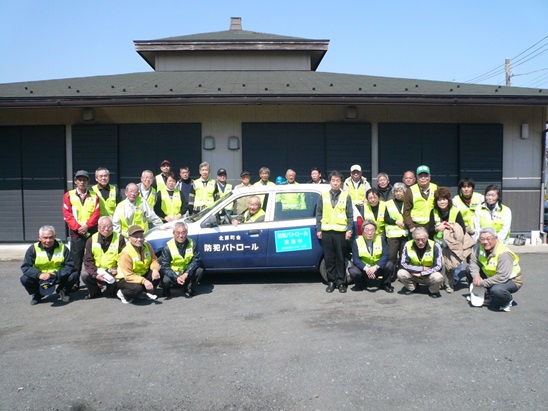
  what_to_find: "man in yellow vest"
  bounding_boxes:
[279,168,306,211]
[348,220,394,293]
[232,196,266,226]
[453,177,483,236]
[154,159,171,191]
[403,165,438,234]
[316,170,354,293]
[92,167,120,217]
[463,227,522,312]
[113,183,163,238]
[116,225,161,304]
[343,164,371,217]
[397,226,444,298]
[20,225,78,305]
[82,216,126,300]
[62,169,100,287]
[193,162,218,212]
[160,221,204,298]
[137,169,157,209]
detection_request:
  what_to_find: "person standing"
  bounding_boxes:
[343,164,371,217]
[233,171,253,215]
[175,166,196,213]
[216,168,233,198]
[376,172,394,201]
[402,170,416,188]
[474,185,512,243]
[113,183,163,238]
[20,225,78,305]
[154,172,189,223]
[62,169,100,287]
[307,167,328,184]
[453,177,483,236]
[402,165,438,233]
[193,162,218,212]
[383,183,409,280]
[316,171,354,293]
[254,166,275,186]
[137,170,157,209]
[92,167,120,217]
[154,160,172,191]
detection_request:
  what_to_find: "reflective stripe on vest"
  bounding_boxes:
[68,189,97,226]
[91,232,120,269]
[406,240,435,267]
[344,177,366,205]
[167,238,194,275]
[194,179,217,207]
[410,183,437,224]
[117,198,146,238]
[362,201,386,235]
[321,191,349,232]
[453,192,482,229]
[122,243,152,277]
[477,241,521,278]
[92,184,117,216]
[33,243,65,273]
[356,235,383,267]
[160,188,182,218]
[384,199,408,238]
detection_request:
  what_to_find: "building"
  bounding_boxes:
[1,17,547,242]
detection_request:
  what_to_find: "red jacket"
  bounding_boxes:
[62,189,100,234]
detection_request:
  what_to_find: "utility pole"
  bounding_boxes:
[505,58,511,86]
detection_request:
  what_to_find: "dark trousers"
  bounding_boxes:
[162,268,204,291]
[81,271,118,297]
[20,271,78,296]
[348,261,394,289]
[463,268,518,308]
[322,230,347,286]
[118,271,160,300]
[70,235,87,278]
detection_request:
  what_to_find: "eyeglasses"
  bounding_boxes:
[415,237,428,242]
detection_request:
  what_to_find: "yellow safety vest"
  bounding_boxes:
[243,209,266,223]
[477,241,521,278]
[279,184,306,211]
[194,179,217,208]
[117,198,146,238]
[406,239,435,267]
[122,243,152,277]
[321,191,349,232]
[92,184,117,216]
[160,188,182,219]
[155,174,167,191]
[344,177,367,206]
[432,207,461,240]
[68,189,97,226]
[478,203,511,240]
[453,192,482,230]
[141,186,157,209]
[33,242,65,273]
[410,183,438,225]
[384,199,408,238]
[91,232,120,269]
[362,201,386,236]
[355,235,383,267]
[167,238,195,275]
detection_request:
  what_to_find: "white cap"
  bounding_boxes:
[469,284,485,307]
[350,164,362,172]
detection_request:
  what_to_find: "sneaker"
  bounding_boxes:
[139,291,158,300]
[445,286,454,294]
[30,294,42,305]
[428,291,442,299]
[58,289,71,303]
[500,299,513,312]
[117,289,133,304]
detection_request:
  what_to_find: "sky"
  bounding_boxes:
[1,0,547,88]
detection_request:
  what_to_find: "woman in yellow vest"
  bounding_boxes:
[154,172,189,222]
[383,183,409,281]
[362,188,386,236]
[474,185,512,243]
[428,187,466,293]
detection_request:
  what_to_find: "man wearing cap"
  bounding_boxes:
[216,168,233,198]
[160,221,204,298]
[62,169,100,286]
[92,167,120,217]
[116,225,161,303]
[397,226,444,298]
[113,183,163,238]
[343,164,371,217]
[348,220,394,293]
[193,162,218,212]
[137,170,157,209]
[20,225,78,305]
[233,171,253,215]
[175,166,196,213]
[316,170,354,293]
[403,165,438,233]
[462,227,522,312]
[307,167,328,184]
[154,160,172,191]
[83,216,126,300]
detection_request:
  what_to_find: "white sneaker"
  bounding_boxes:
[139,291,158,300]
[117,289,132,304]
[500,299,513,312]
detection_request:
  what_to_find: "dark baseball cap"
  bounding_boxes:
[39,276,56,296]
[240,170,251,177]
[217,168,227,176]
[161,160,171,166]
[74,170,89,179]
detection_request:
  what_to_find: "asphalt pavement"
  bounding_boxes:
[1,254,547,410]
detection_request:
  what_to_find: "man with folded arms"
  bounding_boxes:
[83,216,126,300]
[20,225,78,305]
[116,225,161,304]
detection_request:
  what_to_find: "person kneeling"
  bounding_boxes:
[160,221,204,298]
[348,220,394,293]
